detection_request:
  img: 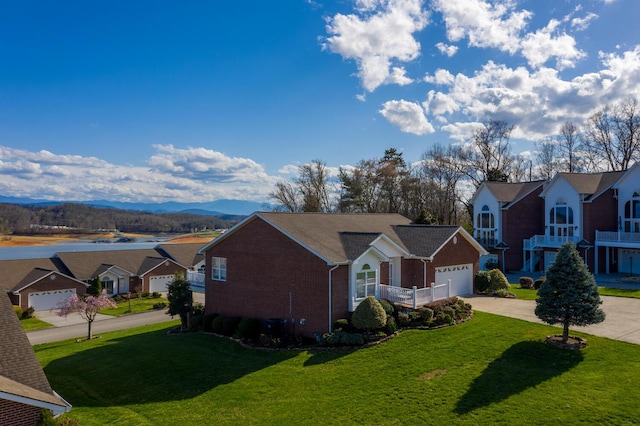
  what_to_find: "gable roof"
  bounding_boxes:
[55,249,165,280]
[201,212,486,264]
[472,181,545,207]
[156,243,206,268]
[0,292,71,414]
[11,268,88,294]
[541,171,626,201]
[0,258,69,293]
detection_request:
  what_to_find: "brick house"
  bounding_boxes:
[0,292,71,425]
[200,212,486,337]
[470,165,640,274]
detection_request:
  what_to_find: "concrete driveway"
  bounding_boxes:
[34,310,113,327]
[463,294,640,345]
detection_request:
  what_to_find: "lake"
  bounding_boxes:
[0,238,172,260]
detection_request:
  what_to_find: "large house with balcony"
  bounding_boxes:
[471,164,640,274]
[199,212,486,338]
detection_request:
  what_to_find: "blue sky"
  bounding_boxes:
[1,0,639,205]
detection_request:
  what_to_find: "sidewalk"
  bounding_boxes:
[463,294,640,345]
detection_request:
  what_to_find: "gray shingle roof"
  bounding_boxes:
[559,171,626,199]
[156,242,205,268]
[0,258,66,292]
[483,181,545,204]
[55,249,163,280]
[0,292,69,410]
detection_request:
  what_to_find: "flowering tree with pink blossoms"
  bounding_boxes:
[55,289,117,340]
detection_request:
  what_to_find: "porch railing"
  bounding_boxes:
[523,234,580,249]
[596,231,640,244]
[379,280,451,309]
[187,271,205,293]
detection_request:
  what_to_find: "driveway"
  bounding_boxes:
[463,294,640,345]
[35,310,113,327]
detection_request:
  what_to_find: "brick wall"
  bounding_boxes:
[501,186,545,272]
[0,399,41,426]
[141,262,186,293]
[429,236,481,286]
[204,217,347,337]
[584,190,618,272]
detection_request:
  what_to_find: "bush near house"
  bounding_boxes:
[519,276,535,289]
[351,296,387,331]
[475,269,511,296]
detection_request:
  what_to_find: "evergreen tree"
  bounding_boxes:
[535,243,605,342]
[167,273,193,329]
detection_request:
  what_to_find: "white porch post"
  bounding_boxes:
[412,286,417,309]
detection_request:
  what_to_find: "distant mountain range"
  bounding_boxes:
[0,196,268,217]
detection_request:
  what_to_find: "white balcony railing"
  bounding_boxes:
[595,231,640,244]
[523,235,580,249]
[187,271,205,293]
[379,281,450,309]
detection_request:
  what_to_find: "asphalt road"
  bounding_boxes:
[27,309,178,345]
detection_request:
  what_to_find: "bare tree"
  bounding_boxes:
[338,159,381,213]
[582,98,640,171]
[271,160,335,213]
[420,143,464,225]
[270,180,301,212]
[534,137,561,180]
[457,120,516,187]
[557,121,582,172]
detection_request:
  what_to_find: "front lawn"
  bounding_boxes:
[99,296,167,316]
[510,284,640,300]
[37,312,640,425]
[20,317,53,331]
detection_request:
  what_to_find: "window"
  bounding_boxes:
[549,201,575,238]
[475,205,495,247]
[624,191,640,233]
[212,257,227,281]
[103,279,114,294]
[356,264,376,299]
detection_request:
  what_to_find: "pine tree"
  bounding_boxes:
[535,242,605,343]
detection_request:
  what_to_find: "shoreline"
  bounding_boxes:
[0,233,214,247]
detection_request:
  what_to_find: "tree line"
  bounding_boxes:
[271,97,640,225]
[0,202,237,235]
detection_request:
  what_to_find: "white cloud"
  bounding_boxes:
[323,0,429,91]
[520,19,586,69]
[379,99,435,135]
[435,42,458,57]
[571,12,598,31]
[433,0,532,54]
[0,146,283,203]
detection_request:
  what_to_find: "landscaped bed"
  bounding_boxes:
[36,312,640,425]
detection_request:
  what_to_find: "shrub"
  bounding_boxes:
[484,258,499,270]
[437,311,455,325]
[442,306,455,318]
[212,315,225,334]
[21,306,35,319]
[152,302,166,309]
[222,316,241,336]
[385,315,397,334]
[475,271,491,293]
[488,269,510,292]
[408,311,423,323]
[13,305,23,319]
[142,292,150,298]
[519,276,535,289]
[322,331,365,346]
[397,311,411,327]
[152,292,161,298]
[333,318,349,331]
[425,297,459,314]
[189,314,203,332]
[418,307,434,323]
[86,286,100,296]
[534,276,546,290]
[351,296,387,331]
[192,302,205,316]
[495,288,510,298]
[237,318,261,339]
[378,299,395,316]
[202,313,218,332]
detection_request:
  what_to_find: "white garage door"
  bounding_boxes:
[149,275,174,293]
[28,289,76,311]
[435,264,473,296]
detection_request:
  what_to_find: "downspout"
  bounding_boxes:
[421,258,428,288]
[328,264,340,333]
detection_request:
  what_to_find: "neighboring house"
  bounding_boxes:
[470,180,545,271]
[0,258,89,311]
[470,166,640,274]
[55,249,187,295]
[200,212,486,337]
[0,291,71,425]
[156,243,207,290]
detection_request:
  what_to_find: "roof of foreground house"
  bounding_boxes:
[0,292,71,413]
[201,212,485,264]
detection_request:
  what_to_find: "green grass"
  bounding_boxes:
[510,284,640,300]
[37,313,640,425]
[20,316,53,331]
[100,297,167,316]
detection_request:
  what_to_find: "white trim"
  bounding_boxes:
[0,390,71,415]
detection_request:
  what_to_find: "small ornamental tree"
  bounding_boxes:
[55,289,116,340]
[535,242,605,343]
[351,296,387,331]
[166,273,193,329]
